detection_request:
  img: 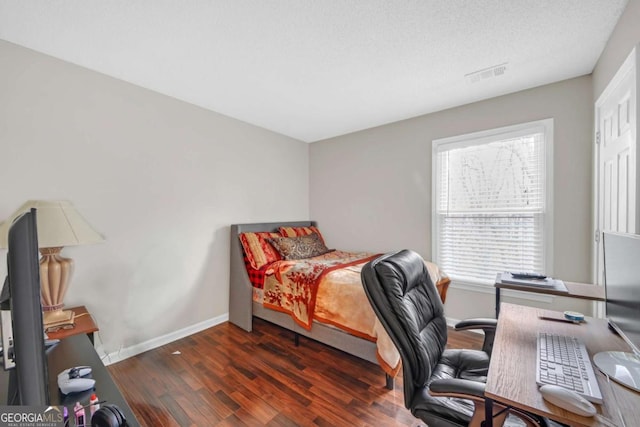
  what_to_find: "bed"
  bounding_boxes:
[228,221,450,388]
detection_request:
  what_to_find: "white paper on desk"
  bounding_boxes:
[497,273,569,293]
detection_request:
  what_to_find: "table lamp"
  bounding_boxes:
[0,200,104,327]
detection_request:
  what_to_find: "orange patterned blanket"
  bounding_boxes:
[262,250,379,330]
[261,250,449,378]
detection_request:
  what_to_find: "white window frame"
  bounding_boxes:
[432,119,554,292]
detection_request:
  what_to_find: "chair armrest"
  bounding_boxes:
[454,318,497,332]
[454,318,497,357]
[428,378,486,400]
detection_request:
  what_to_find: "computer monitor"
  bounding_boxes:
[0,209,50,405]
[594,232,640,392]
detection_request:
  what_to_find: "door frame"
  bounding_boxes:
[593,45,639,288]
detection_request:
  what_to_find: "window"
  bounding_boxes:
[432,119,553,287]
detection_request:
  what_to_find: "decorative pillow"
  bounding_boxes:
[279,225,326,244]
[243,255,268,289]
[239,232,282,270]
[268,233,331,260]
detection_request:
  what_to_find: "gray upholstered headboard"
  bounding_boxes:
[228,221,317,331]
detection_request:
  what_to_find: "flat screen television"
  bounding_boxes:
[0,209,50,405]
[594,232,640,392]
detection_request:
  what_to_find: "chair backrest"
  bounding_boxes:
[362,250,448,408]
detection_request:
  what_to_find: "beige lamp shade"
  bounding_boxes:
[0,200,104,248]
[0,200,103,326]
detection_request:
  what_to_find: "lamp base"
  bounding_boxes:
[43,309,75,329]
[39,247,73,312]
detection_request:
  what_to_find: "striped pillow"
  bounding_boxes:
[278,226,326,244]
[239,232,282,270]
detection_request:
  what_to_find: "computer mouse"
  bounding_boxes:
[539,384,597,417]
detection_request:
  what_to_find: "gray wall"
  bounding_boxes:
[593,0,640,99]
[0,40,309,357]
[310,76,594,319]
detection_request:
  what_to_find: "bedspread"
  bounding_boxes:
[313,260,402,375]
[311,258,449,376]
[261,250,449,377]
[262,250,379,330]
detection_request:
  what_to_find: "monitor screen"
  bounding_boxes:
[1,209,50,405]
[603,231,640,355]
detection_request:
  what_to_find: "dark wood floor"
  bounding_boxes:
[108,318,482,426]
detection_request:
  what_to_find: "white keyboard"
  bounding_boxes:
[536,332,603,404]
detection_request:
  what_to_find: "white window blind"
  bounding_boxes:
[433,120,553,285]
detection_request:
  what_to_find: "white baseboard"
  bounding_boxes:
[101,313,229,366]
[100,313,477,366]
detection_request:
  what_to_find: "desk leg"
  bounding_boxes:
[484,398,494,427]
[495,288,501,318]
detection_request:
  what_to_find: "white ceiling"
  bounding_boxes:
[0,1,629,142]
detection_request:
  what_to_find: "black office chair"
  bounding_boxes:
[361,250,553,427]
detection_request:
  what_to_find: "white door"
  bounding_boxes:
[594,47,638,287]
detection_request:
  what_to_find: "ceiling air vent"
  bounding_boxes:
[465,63,508,84]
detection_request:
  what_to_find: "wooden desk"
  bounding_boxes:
[494,281,605,317]
[485,303,640,427]
[1,334,139,426]
[46,306,99,345]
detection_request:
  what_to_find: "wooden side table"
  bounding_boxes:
[45,305,99,345]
